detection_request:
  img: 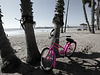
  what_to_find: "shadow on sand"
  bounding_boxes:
[1,52,100,75]
[54,52,100,75]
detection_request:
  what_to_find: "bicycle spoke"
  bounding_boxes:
[66,42,76,57]
[41,48,54,71]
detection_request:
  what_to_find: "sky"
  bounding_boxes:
[0,0,96,28]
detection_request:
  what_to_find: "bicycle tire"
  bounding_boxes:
[65,41,76,57]
[40,47,54,71]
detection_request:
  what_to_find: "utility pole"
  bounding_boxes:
[64,0,69,32]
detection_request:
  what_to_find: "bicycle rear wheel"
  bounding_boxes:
[66,42,76,57]
[41,48,54,71]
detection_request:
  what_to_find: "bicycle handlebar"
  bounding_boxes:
[49,29,71,39]
[50,29,55,37]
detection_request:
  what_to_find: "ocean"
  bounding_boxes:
[4,27,79,36]
[4,28,53,36]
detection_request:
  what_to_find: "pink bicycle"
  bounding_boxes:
[40,30,77,71]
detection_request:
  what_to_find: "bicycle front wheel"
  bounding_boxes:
[41,48,54,71]
[66,42,76,57]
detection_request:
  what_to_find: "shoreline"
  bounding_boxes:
[4,27,87,37]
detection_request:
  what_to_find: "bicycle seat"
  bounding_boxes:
[66,38,74,43]
[66,36,71,38]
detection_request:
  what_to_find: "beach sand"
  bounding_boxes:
[0,30,100,75]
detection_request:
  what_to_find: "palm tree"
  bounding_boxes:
[82,0,96,33]
[64,0,69,33]
[51,0,64,56]
[20,0,40,66]
[82,0,92,32]
[97,16,99,30]
[0,6,22,73]
[91,0,95,33]
[96,0,100,30]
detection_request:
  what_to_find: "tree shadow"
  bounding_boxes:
[54,52,100,75]
[1,62,55,75]
[1,52,100,75]
[73,52,100,59]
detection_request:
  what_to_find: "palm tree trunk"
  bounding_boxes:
[20,0,40,66]
[82,0,92,32]
[96,0,100,30]
[50,25,61,56]
[51,0,64,56]
[91,0,95,33]
[97,0,100,30]
[0,7,21,73]
[97,14,100,30]
[64,0,69,33]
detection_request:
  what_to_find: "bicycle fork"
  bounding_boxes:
[48,47,56,68]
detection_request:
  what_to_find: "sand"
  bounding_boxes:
[0,30,100,75]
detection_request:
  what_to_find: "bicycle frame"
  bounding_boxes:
[47,42,71,68]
